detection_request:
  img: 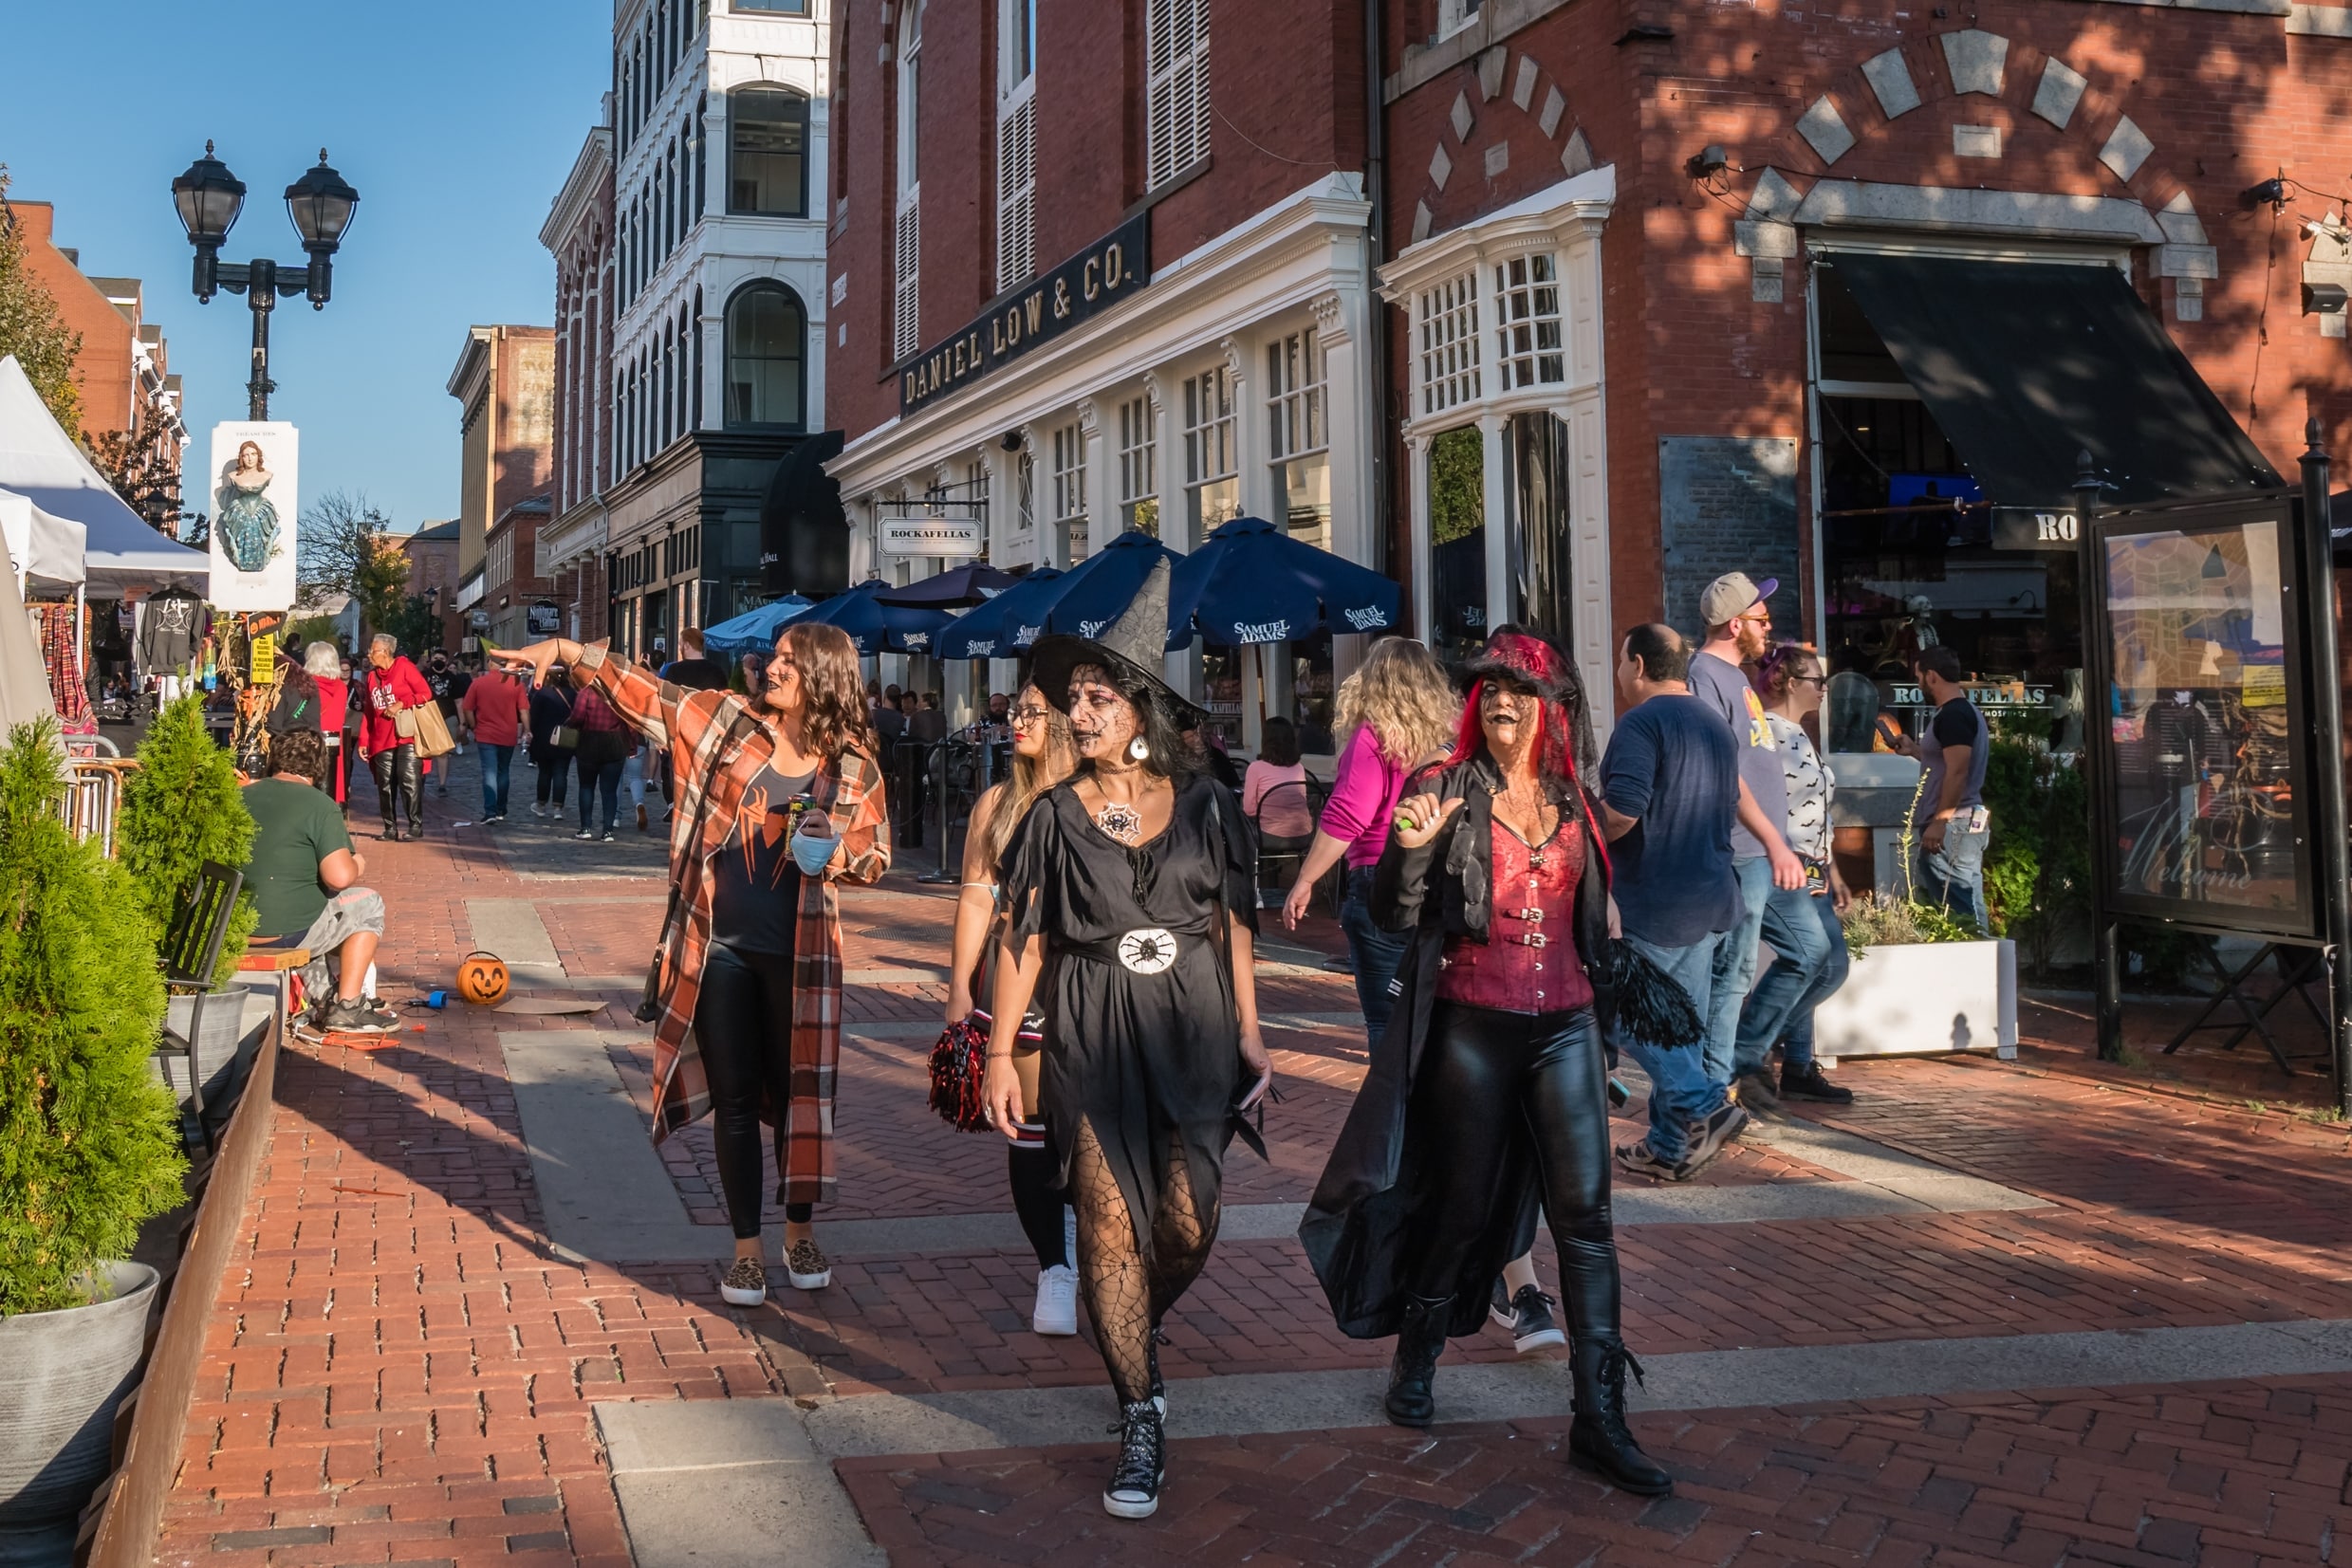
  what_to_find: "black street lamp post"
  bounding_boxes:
[172,142,360,420]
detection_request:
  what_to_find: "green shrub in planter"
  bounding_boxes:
[119,692,255,988]
[0,719,187,1317]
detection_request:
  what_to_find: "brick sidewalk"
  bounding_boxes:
[839,1375,2352,1566]
[153,759,2352,1566]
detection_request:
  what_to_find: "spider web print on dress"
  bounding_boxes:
[1068,1117,1217,1406]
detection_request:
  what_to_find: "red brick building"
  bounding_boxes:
[1379,0,2352,731]
[446,324,557,649]
[10,198,188,526]
[398,520,461,654]
[825,0,1380,742]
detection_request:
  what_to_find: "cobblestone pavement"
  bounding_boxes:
[156,747,2352,1567]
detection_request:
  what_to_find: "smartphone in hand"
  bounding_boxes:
[1236,1067,1274,1114]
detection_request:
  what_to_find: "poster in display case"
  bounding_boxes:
[2088,500,2317,935]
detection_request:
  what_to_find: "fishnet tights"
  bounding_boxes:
[1068,1116,1218,1406]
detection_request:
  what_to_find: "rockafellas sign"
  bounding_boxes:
[898,212,1150,416]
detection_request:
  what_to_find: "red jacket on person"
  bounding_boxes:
[356,657,434,755]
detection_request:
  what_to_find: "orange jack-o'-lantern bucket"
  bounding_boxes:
[455,950,510,1006]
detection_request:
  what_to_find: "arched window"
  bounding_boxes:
[676,303,694,432]
[723,283,806,430]
[728,87,809,216]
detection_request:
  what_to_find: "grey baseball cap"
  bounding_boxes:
[1698,571,1778,628]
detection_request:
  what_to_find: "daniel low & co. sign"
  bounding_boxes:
[898,212,1150,416]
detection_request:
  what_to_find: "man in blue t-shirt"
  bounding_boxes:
[1598,624,1749,1180]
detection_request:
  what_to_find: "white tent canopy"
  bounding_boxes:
[0,533,57,732]
[0,354,208,597]
[0,485,86,592]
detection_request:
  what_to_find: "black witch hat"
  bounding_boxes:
[1029,558,1205,729]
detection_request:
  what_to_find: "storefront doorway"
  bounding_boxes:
[1806,249,2279,751]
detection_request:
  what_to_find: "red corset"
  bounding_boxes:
[1437,816,1592,1015]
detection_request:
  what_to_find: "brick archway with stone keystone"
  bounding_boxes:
[1735,28,2215,319]
[1405,41,1599,245]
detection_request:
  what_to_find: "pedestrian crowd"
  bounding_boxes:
[216,550,1984,1523]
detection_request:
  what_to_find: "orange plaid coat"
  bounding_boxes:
[575,645,890,1205]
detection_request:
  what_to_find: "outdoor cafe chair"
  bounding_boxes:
[154,860,244,1153]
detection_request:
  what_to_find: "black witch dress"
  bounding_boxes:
[997,772,1259,1245]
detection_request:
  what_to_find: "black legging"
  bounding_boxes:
[1405,1003,1620,1345]
[694,941,814,1238]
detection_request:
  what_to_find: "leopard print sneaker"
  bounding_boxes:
[785,1237,832,1291]
[719,1256,768,1307]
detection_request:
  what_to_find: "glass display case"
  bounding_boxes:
[2092,503,2315,932]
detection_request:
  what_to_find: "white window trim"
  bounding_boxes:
[1380,166,1616,727]
[1145,0,1211,191]
[996,84,1037,292]
[1117,394,1157,505]
[1266,325,1327,461]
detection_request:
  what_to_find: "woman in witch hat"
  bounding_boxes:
[1298,627,1674,1497]
[980,559,1272,1522]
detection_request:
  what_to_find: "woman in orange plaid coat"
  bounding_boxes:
[495,622,889,1307]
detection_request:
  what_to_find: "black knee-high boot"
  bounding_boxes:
[1385,1293,1452,1428]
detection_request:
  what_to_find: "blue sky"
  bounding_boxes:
[0,3,609,533]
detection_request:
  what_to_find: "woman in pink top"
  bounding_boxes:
[1278,638,1458,1044]
[1242,717,1316,839]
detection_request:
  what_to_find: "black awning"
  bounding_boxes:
[759,429,847,596]
[1826,252,2281,507]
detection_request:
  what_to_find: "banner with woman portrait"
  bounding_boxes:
[206,421,299,611]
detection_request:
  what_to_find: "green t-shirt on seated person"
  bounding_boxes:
[240,778,353,939]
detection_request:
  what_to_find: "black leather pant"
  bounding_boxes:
[1407,1003,1620,1344]
[370,743,422,834]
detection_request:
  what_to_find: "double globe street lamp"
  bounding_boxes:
[171,143,361,420]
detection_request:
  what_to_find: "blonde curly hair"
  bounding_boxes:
[1331,637,1457,767]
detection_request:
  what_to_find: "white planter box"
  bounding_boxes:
[1812,937,2016,1058]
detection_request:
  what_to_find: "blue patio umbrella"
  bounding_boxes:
[1042,529,1185,648]
[875,562,1024,608]
[794,580,955,655]
[699,595,812,656]
[1169,516,1402,646]
[935,566,1065,659]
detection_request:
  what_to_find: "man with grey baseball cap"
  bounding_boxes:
[1685,572,1830,1118]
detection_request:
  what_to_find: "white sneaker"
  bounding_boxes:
[1032,1264,1079,1336]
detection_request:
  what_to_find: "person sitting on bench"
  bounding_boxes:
[242,728,398,1034]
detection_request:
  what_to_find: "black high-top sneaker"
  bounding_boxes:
[1102,1400,1166,1519]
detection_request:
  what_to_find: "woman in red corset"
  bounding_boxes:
[1301,627,1672,1498]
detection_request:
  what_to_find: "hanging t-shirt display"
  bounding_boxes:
[708,762,819,955]
[138,587,210,675]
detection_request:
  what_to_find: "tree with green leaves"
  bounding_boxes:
[119,694,256,987]
[0,168,84,440]
[0,719,186,1317]
[298,489,412,642]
